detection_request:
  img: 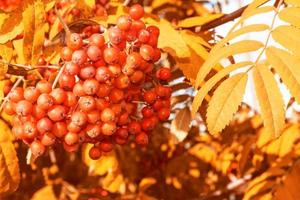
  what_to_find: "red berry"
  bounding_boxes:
[52,122,68,138]
[64,132,79,145]
[37,117,53,133]
[135,132,148,146]
[64,62,80,75]
[89,34,105,48]
[109,89,124,103]
[78,96,96,112]
[100,139,113,152]
[23,121,38,139]
[96,83,111,98]
[140,44,154,61]
[103,47,119,64]
[128,121,141,135]
[87,110,101,124]
[126,52,142,69]
[50,88,67,104]
[37,93,54,110]
[130,70,144,84]
[24,87,40,102]
[32,105,46,119]
[31,140,46,157]
[9,87,24,102]
[83,79,100,95]
[15,100,33,116]
[89,146,102,160]
[129,4,144,20]
[47,105,67,121]
[59,74,76,90]
[87,45,102,61]
[142,106,154,118]
[73,81,86,97]
[143,90,157,104]
[156,67,171,81]
[86,124,102,138]
[66,33,83,50]
[101,122,116,136]
[41,132,56,146]
[64,91,78,107]
[108,27,124,44]
[72,50,87,65]
[71,111,88,126]
[117,15,132,31]
[116,127,128,139]
[138,29,150,43]
[114,74,130,89]
[3,102,15,115]
[36,80,52,94]
[158,107,170,121]
[80,65,96,80]
[61,47,73,61]
[101,108,115,122]
[141,118,155,131]
[95,66,111,83]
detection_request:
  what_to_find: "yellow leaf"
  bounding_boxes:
[177,14,223,28]
[139,178,157,191]
[207,73,248,134]
[284,0,300,6]
[266,47,300,104]
[13,39,26,64]
[31,0,47,65]
[170,108,191,142]
[83,0,95,8]
[82,144,118,176]
[22,0,35,64]
[180,30,209,59]
[175,47,204,83]
[0,7,23,44]
[266,125,300,157]
[272,25,300,57]
[102,171,124,193]
[279,7,300,29]
[192,61,252,116]
[151,0,177,9]
[242,0,270,17]
[31,185,58,200]
[212,24,269,54]
[0,42,13,79]
[0,120,20,196]
[189,143,217,163]
[45,0,56,12]
[195,40,263,88]
[253,64,285,138]
[146,18,190,58]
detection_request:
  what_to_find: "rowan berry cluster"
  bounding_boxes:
[4,4,172,160]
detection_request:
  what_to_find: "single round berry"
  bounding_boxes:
[101,122,116,136]
[24,87,40,102]
[86,124,102,138]
[83,79,100,95]
[80,65,96,80]
[72,50,87,65]
[143,90,157,104]
[135,132,149,146]
[73,81,86,97]
[37,117,53,134]
[109,89,124,103]
[117,15,132,31]
[87,45,102,61]
[129,4,144,20]
[37,93,54,110]
[89,146,102,160]
[87,110,101,124]
[128,121,141,135]
[64,132,79,145]
[30,140,46,157]
[23,121,38,139]
[32,105,46,119]
[101,108,115,122]
[156,67,171,81]
[114,74,130,89]
[59,74,76,90]
[61,47,73,61]
[158,107,170,121]
[47,105,67,121]
[66,33,83,50]
[89,33,105,48]
[103,47,119,64]
[78,96,96,112]
[52,122,68,138]
[100,140,113,152]
[95,66,111,83]
[71,111,88,126]
[3,102,16,115]
[9,87,24,102]
[36,80,52,94]
[96,83,111,98]
[50,88,67,104]
[15,100,33,116]
[64,91,78,107]
[140,44,154,61]
[64,62,80,75]
[41,132,56,146]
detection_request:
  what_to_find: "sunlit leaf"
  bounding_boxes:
[170,108,191,142]
[253,64,285,138]
[279,7,300,29]
[177,14,223,28]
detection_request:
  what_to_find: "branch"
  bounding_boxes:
[199,0,270,31]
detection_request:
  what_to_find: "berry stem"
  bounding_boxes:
[0,76,24,112]
[54,3,71,37]
[52,64,65,89]
[123,0,131,6]
[49,149,57,163]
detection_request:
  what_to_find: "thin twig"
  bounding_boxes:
[199,0,270,31]
[52,64,65,89]
[54,3,70,36]
[123,0,131,6]
[0,76,24,112]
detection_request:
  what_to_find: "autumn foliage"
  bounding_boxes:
[1,0,300,200]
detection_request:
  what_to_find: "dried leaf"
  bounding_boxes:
[0,120,20,196]
[170,108,191,142]
[177,14,223,28]
[0,11,23,44]
[206,73,248,134]
[253,64,285,138]
[195,40,263,88]
[266,47,300,104]
[192,61,252,116]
